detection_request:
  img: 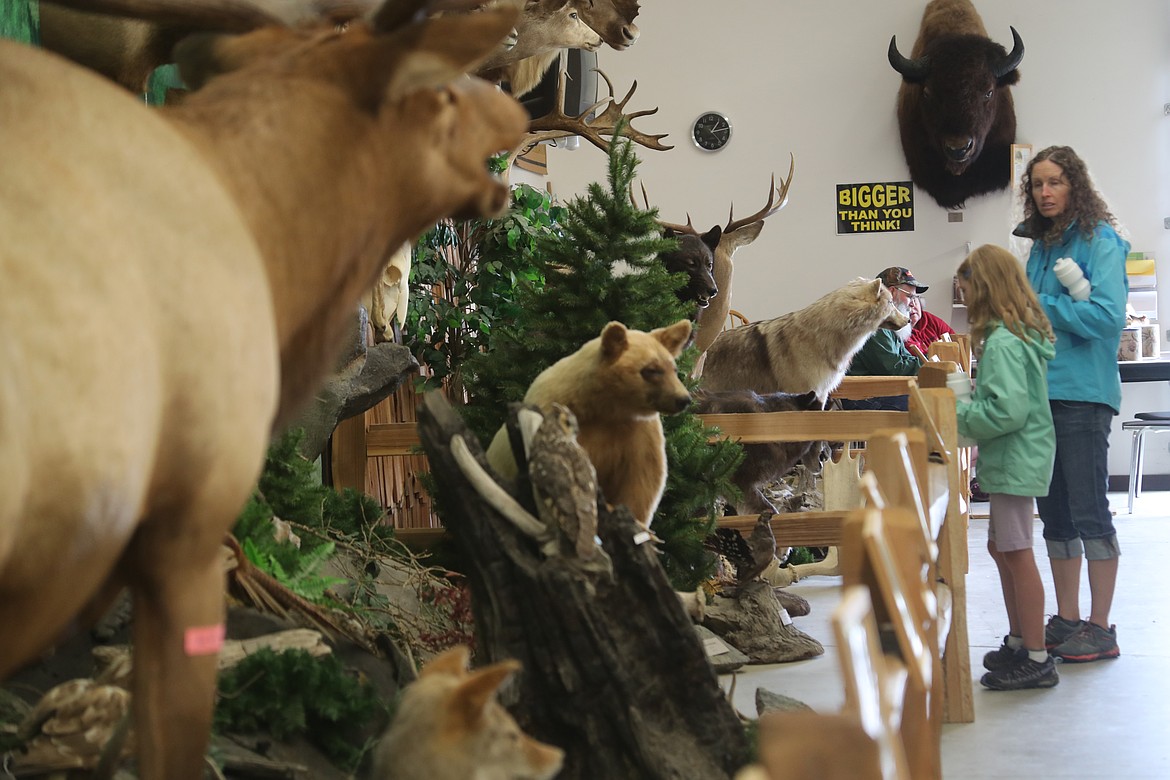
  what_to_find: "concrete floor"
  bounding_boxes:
[725,490,1170,779]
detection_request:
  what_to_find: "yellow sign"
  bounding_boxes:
[836,181,914,234]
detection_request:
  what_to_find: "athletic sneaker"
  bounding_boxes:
[1044,615,1084,650]
[980,650,1059,691]
[982,636,1019,671]
[1052,622,1120,663]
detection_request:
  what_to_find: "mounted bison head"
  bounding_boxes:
[889,0,1024,209]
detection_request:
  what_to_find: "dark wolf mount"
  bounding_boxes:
[417,392,750,780]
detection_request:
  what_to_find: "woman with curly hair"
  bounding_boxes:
[1014,145,1129,663]
[956,245,1058,690]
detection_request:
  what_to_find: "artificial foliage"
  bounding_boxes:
[214,648,387,771]
[460,137,744,589]
[405,183,563,399]
[462,136,688,441]
[233,430,389,605]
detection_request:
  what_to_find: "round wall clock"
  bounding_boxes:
[692,111,732,152]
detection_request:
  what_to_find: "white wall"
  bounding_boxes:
[540,0,1170,476]
[544,0,1170,327]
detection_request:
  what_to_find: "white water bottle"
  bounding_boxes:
[947,370,977,447]
[946,369,972,401]
[1054,257,1090,301]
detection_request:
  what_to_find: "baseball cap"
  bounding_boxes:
[877,266,929,293]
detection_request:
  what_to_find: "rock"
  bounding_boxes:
[773,587,810,617]
[288,309,418,460]
[701,582,824,664]
[755,687,813,716]
[694,625,749,674]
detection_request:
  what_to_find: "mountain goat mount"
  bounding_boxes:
[888,0,1024,209]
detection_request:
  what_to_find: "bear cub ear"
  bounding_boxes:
[652,319,693,356]
[601,321,629,362]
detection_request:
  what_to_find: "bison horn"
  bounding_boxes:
[887,35,929,83]
[993,26,1025,80]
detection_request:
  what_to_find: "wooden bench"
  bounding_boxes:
[699,383,973,759]
[738,421,967,780]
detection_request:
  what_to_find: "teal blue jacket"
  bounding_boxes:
[956,323,1057,497]
[1018,220,1129,412]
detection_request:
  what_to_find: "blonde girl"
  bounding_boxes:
[956,244,1058,691]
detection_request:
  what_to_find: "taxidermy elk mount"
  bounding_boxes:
[0,2,528,778]
[889,0,1024,209]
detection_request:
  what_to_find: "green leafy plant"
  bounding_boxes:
[405,184,563,398]
[214,648,387,771]
[232,430,388,606]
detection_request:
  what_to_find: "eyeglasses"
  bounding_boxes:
[895,286,922,300]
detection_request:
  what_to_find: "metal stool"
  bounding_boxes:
[1122,411,1170,513]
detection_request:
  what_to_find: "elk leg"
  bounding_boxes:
[126,521,229,780]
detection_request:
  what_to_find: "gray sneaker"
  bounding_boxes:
[1052,622,1120,663]
[1044,615,1084,650]
[980,650,1059,691]
[983,636,1019,672]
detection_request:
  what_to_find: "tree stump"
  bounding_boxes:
[416,393,749,780]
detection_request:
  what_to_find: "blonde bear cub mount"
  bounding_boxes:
[486,319,693,530]
[371,646,563,780]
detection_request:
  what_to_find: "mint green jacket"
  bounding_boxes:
[956,323,1057,497]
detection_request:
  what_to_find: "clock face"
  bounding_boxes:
[692,111,732,152]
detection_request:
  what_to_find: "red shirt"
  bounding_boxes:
[907,309,956,354]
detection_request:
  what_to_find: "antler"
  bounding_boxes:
[628,182,699,236]
[723,153,796,234]
[524,66,672,153]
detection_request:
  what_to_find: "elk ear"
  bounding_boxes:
[448,660,520,728]
[700,226,722,253]
[383,7,520,99]
[600,322,629,362]
[422,645,471,678]
[653,320,693,357]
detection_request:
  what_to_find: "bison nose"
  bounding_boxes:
[945,138,974,161]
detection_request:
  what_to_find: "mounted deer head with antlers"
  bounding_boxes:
[643,156,795,358]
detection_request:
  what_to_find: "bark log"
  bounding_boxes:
[416,393,749,780]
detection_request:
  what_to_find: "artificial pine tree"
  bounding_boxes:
[461,137,743,590]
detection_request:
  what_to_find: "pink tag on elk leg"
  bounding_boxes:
[184,624,226,656]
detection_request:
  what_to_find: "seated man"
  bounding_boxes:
[906,291,956,356]
[841,266,925,411]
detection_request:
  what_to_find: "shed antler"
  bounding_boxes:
[523,66,671,154]
[724,153,795,233]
